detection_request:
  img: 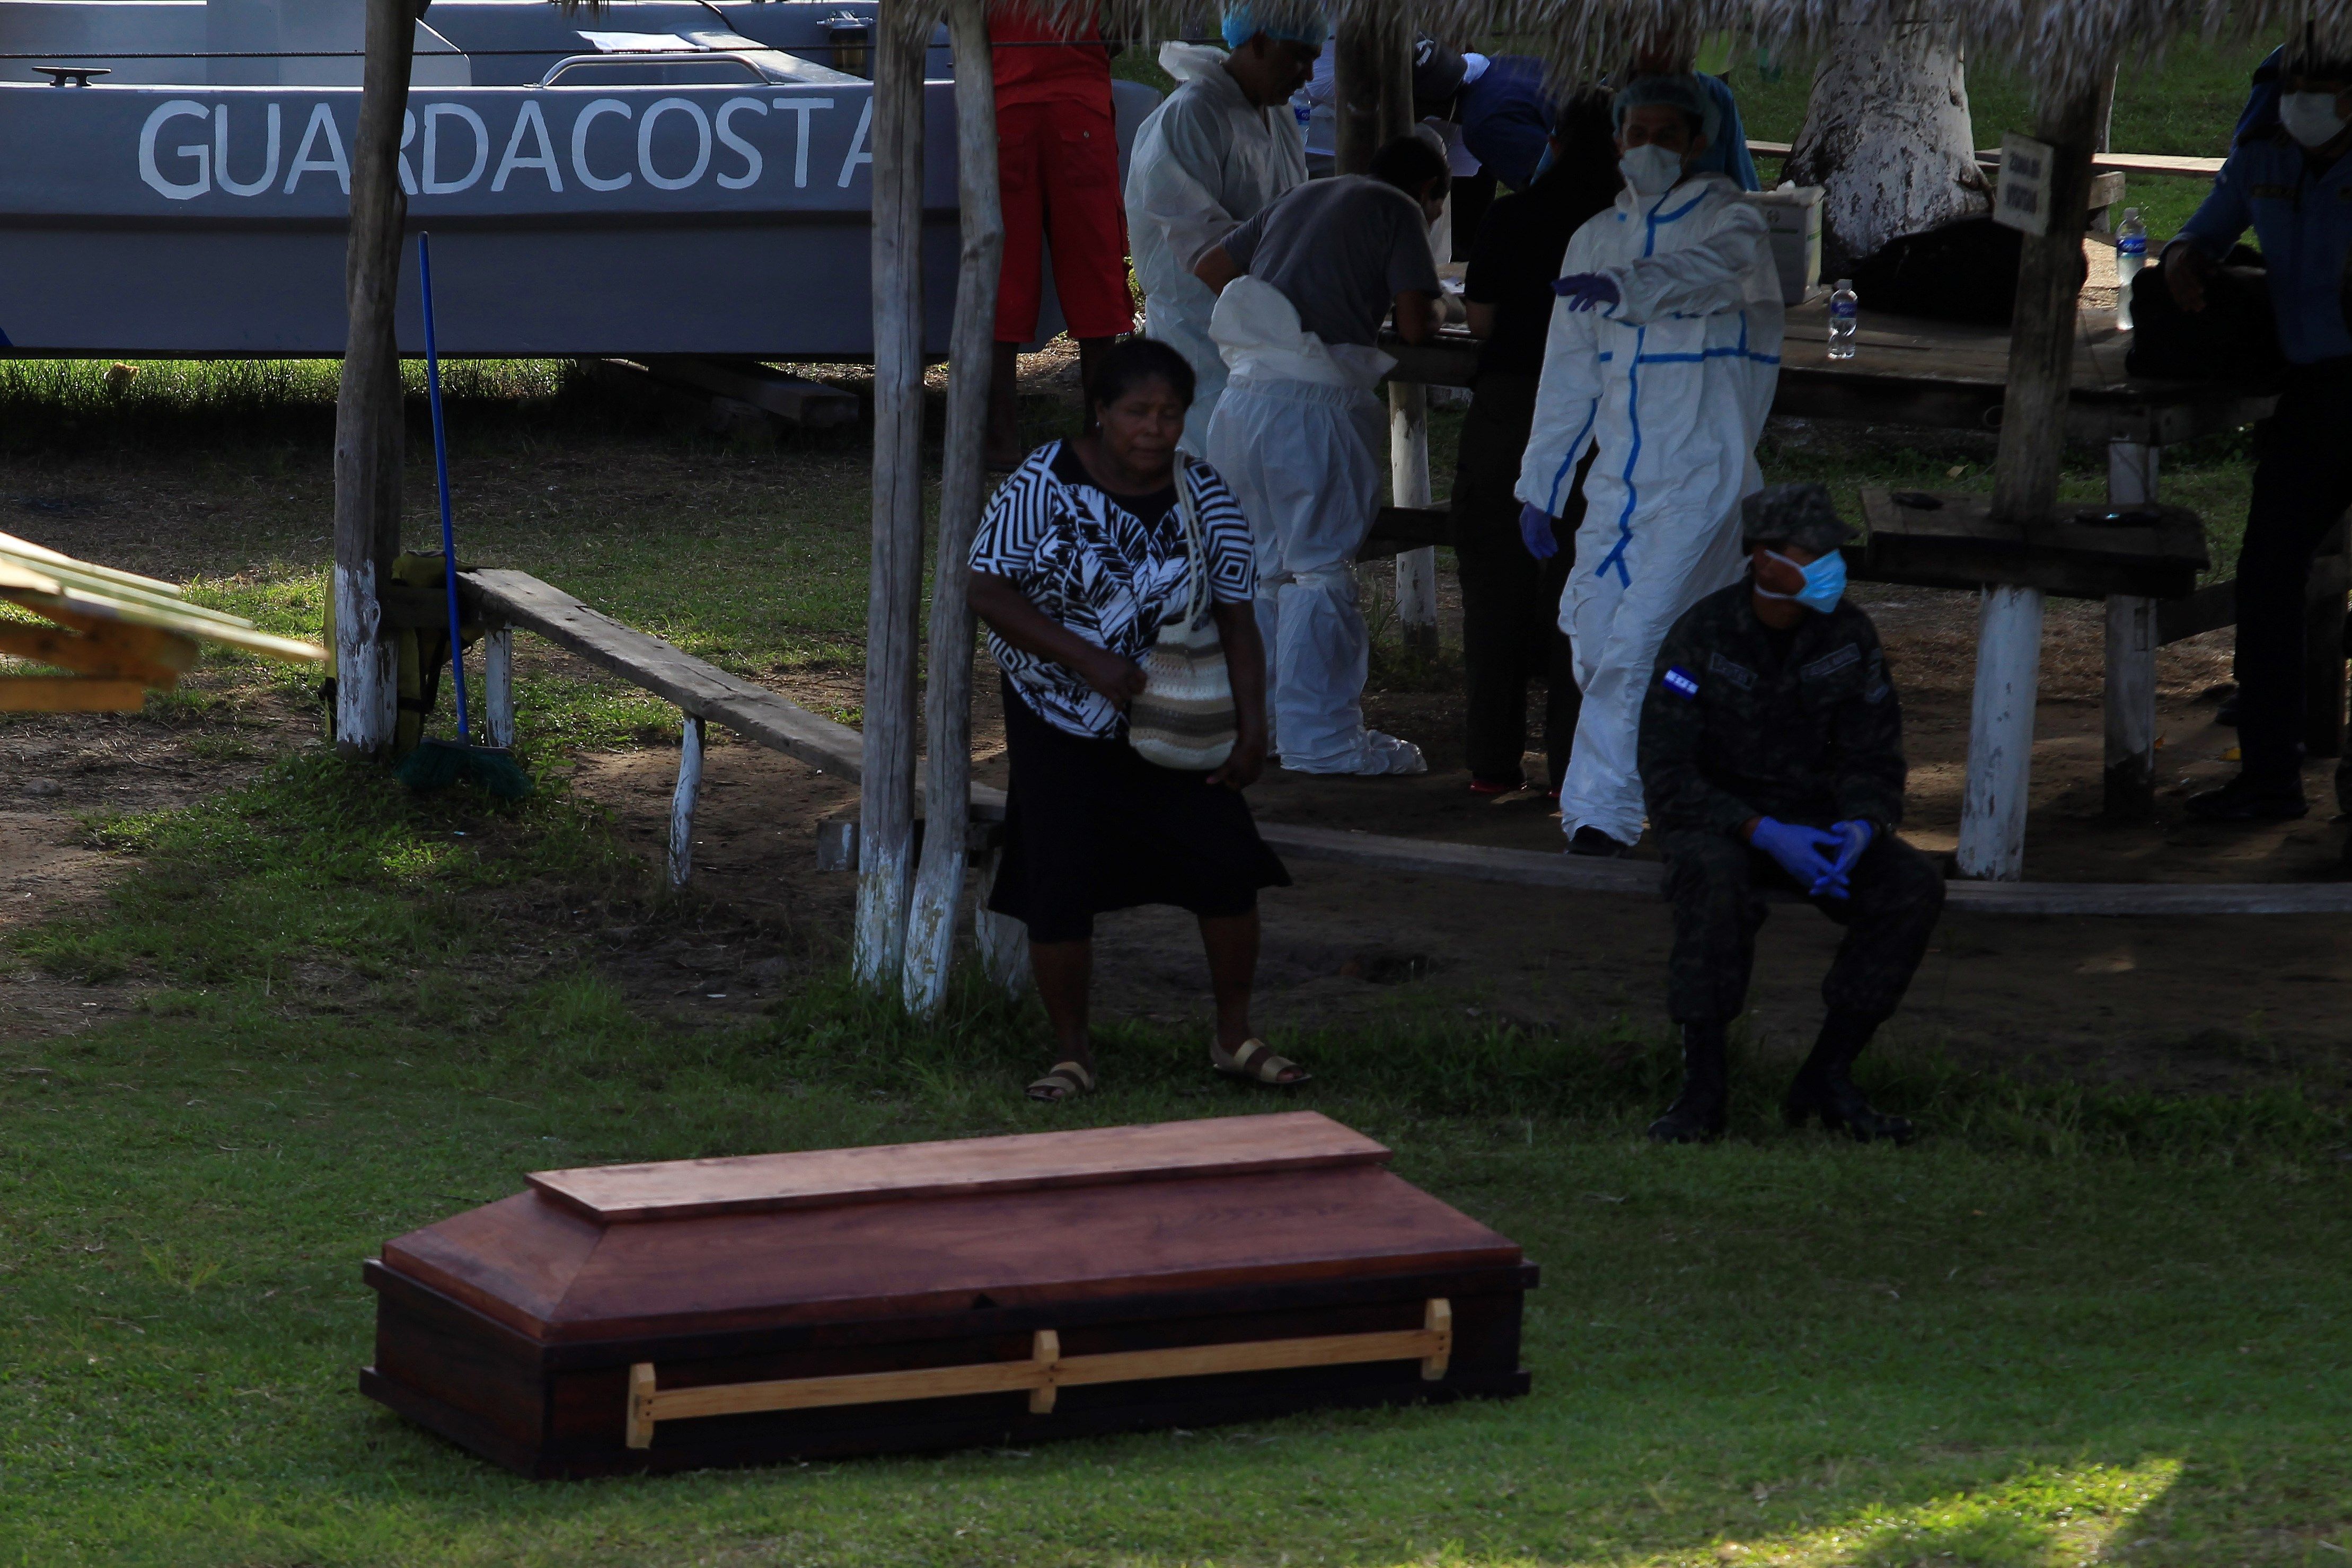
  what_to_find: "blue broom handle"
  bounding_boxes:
[418,231,470,743]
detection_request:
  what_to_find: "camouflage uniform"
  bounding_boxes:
[1639,578,1944,1025]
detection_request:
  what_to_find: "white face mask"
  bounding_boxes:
[2281,90,2348,148]
[1620,141,1685,196]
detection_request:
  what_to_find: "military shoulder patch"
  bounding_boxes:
[1705,651,1756,690]
[1663,665,1700,700]
[1800,644,1861,681]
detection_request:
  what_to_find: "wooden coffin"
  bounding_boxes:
[361,1112,1535,1477]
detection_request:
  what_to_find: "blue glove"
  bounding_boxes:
[1813,820,1874,898]
[1552,272,1621,313]
[1519,503,1558,560]
[1750,816,1842,893]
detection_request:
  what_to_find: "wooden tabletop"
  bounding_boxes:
[1385,302,2275,444]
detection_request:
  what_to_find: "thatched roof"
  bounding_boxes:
[549,0,2346,95]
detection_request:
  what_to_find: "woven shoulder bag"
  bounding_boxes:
[1126,458,1238,771]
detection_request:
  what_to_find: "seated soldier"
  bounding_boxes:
[1637,484,1944,1146]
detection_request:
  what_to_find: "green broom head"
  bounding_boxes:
[394,737,534,799]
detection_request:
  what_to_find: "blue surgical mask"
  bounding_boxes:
[1758,548,1846,613]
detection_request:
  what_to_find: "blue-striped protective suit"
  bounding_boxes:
[1514,171,1784,848]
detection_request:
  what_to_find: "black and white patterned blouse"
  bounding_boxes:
[970,439,1256,739]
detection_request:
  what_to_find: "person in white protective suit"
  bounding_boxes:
[1194,135,1454,776]
[1515,74,1784,855]
[1123,5,1319,456]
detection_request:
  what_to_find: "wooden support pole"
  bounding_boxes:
[971,841,1033,996]
[902,0,1002,1016]
[668,712,703,891]
[330,0,414,759]
[1389,382,1438,655]
[1958,76,2106,879]
[2102,441,2158,820]
[482,626,516,749]
[853,0,932,989]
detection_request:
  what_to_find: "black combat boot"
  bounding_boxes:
[1647,1021,1729,1143]
[1783,1011,1915,1144]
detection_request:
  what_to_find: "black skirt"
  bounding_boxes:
[989,677,1290,942]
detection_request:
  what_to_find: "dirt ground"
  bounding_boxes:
[4,384,2349,1100]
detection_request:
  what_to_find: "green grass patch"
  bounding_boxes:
[3,743,2348,1567]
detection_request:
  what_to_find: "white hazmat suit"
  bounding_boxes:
[1516,172,1784,847]
[1204,278,1424,776]
[1124,41,1308,455]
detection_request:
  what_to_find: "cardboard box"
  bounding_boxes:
[1741,186,1824,305]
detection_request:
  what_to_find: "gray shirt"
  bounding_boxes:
[1218,175,1441,347]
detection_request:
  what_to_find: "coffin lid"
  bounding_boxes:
[376,1113,1523,1343]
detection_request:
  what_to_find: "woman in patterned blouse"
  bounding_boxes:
[968,337,1303,1102]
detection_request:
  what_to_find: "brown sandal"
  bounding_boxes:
[1026,1060,1095,1103]
[1211,1038,1309,1086]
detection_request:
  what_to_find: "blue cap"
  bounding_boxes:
[1220,4,1328,51]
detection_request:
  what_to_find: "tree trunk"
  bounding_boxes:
[901,0,1001,1016]
[331,0,414,757]
[852,0,932,990]
[1784,1,1987,275]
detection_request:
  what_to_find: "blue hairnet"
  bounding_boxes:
[1610,73,1720,148]
[1220,4,1328,50]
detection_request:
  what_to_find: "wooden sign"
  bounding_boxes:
[1995,134,2055,236]
[363,1113,1536,1477]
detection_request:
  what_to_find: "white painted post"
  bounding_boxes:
[970,841,1032,997]
[1956,585,2046,880]
[329,0,415,758]
[1389,381,1438,656]
[483,627,516,749]
[668,713,703,891]
[2103,439,2159,819]
[852,0,930,989]
[902,0,1002,1017]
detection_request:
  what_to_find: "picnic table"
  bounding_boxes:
[1379,295,2321,863]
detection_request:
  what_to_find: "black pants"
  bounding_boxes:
[1659,828,1945,1026]
[2235,360,2352,785]
[1452,371,1584,789]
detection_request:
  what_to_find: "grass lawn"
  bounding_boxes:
[1,37,2338,1565]
[4,747,2350,1567]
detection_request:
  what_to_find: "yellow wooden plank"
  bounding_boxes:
[7,588,324,664]
[1029,1329,1060,1415]
[0,620,196,681]
[1421,1297,1452,1381]
[625,1363,657,1450]
[0,558,61,596]
[0,677,155,712]
[0,530,183,595]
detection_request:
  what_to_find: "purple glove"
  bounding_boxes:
[1750,816,1842,893]
[1812,820,1874,900]
[1552,272,1621,313]
[1519,503,1558,561]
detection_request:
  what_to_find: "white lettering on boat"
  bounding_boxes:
[135,94,859,204]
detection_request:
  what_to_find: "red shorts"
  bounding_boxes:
[994,96,1134,344]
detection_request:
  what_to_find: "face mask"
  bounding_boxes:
[2281,91,2348,147]
[1757,548,1847,613]
[1619,142,1684,196]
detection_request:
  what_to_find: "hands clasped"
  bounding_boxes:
[1750,817,1873,900]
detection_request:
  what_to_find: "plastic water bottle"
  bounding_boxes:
[2115,208,2147,330]
[1827,279,1858,360]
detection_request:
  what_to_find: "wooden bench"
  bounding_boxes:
[458,569,2352,935]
